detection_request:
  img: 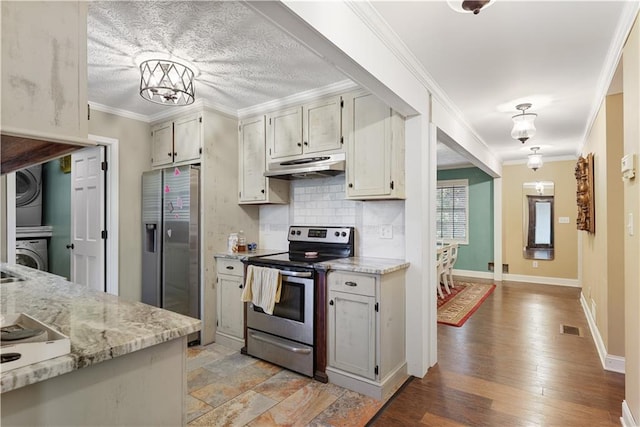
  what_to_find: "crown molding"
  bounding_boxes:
[344,1,494,155]
[148,98,238,124]
[89,102,150,123]
[237,79,358,119]
[577,1,640,156]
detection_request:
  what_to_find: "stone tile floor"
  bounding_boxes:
[186,343,385,426]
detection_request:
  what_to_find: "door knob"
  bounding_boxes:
[66,243,75,250]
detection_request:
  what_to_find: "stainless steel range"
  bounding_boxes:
[244,226,354,378]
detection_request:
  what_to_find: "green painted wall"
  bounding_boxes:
[43,160,71,279]
[437,167,494,272]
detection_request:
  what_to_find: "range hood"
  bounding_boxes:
[264,153,345,180]
[1,127,95,175]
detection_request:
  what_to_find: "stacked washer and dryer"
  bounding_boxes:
[15,165,49,271]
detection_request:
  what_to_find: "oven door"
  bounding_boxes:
[246,269,314,345]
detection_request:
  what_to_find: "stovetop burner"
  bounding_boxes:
[247,226,355,270]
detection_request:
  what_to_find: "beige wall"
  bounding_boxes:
[502,160,578,279]
[623,14,640,423]
[581,94,625,357]
[88,110,151,302]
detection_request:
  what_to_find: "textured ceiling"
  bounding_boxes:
[87,1,348,117]
[88,1,630,168]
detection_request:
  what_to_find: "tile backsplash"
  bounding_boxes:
[259,175,405,258]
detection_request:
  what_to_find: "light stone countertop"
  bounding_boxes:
[317,257,410,275]
[214,249,287,261]
[0,263,201,393]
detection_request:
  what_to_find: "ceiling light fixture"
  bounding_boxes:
[447,0,494,15]
[139,59,195,106]
[511,103,537,143]
[527,147,543,171]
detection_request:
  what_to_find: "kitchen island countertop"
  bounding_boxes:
[0,263,201,394]
[317,257,410,275]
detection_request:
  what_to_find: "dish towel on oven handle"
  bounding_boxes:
[241,265,282,315]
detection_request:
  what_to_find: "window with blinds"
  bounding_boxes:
[436,179,469,244]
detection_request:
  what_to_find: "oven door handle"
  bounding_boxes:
[249,332,312,354]
[279,270,313,278]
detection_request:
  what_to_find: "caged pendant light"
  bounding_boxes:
[139,59,195,106]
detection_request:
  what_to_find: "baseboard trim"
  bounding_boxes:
[621,400,637,427]
[502,273,581,287]
[580,293,625,374]
[452,269,494,280]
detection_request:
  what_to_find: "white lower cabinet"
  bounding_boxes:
[326,269,407,400]
[215,258,245,350]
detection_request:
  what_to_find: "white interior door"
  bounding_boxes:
[70,146,105,291]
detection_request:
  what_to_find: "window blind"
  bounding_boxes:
[436,180,468,244]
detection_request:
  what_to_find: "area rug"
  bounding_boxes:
[437,281,496,327]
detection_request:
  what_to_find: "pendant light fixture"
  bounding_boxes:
[527,147,543,171]
[139,59,195,106]
[511,103,537,143]
[447,0,494,15]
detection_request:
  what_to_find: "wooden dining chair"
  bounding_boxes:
[437,246,451,298]
[444,243,459,290]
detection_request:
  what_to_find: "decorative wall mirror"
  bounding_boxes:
[522,181,555,260]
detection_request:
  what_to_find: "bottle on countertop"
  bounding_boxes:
[228,233,238,253]
[237,230,247,252]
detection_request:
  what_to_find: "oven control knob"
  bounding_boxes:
[296,230,301,235]
[341,231,347,237]
[291,230,295,235]
[334,231,340,237]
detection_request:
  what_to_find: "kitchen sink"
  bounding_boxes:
[0,271,24,284]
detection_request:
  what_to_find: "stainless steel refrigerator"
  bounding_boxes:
[142,165,200,343]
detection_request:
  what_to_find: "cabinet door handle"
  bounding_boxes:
[239,284,243,289]
[329,300,334,306]
[167,152,172,157]
[226,266,234,270]
[297,143,302,147]
[261,189,265,194]
[303,141,308,146]
[345,281,357,287]
[174,152,177,157]
[348,183,353,188]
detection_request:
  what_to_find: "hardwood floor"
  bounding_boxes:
[370,279,625,426]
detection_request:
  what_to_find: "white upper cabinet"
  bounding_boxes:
[303,96,343,154]
[345,92,405,200]
[238,116,289,204]
[1,1,88,138]
[267,95,344,161]
[151,113,202,168]
[267,107,303,159]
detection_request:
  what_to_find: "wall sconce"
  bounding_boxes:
[139,59,195,106]
[527,147,543,171]
[511,103,537,143]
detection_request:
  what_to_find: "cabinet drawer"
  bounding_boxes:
[216,259,243,277]
[328,272,376,296]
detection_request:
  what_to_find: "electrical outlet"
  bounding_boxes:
[532,261,538,268]
[380,225,393,239]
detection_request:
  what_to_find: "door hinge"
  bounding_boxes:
[101,161,108,171]
[239,191,242,198]
[340,99,344,108]
[216,320,219,327]
[269,117,272,125]
[199,147,202,155]
[87,104,91,120]
[239,124,242,132]
[101,230,108,239]
[375,365,379,375]
[340,136,344,144]
[375,302,379,312]
[390,181,394,190]
[216,277,219,283]
[269,148,271,155]
[199,117,202,123]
